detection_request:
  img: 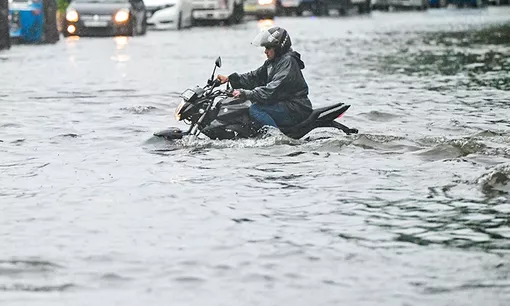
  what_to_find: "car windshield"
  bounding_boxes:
[74,0,129,3]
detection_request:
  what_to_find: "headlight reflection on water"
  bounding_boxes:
[64,35,79,49]
[66,36,80,42]
[114,36,129,50]
[111,36,130,62]
[64,36,79,65]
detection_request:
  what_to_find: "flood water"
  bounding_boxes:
[1,7,510,306]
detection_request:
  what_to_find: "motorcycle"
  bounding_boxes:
[154,57,358,141]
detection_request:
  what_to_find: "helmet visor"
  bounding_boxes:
[251,29,276,48]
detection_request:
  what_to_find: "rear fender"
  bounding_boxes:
[315,104,350,127]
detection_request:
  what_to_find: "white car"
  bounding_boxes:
[144,0,193,30]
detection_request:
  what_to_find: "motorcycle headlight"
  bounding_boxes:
[66,9,79,22]
[114,9,130,23]
[174,100,186,121]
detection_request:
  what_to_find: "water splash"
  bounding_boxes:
[477,163,510,195]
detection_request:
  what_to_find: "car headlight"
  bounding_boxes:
[66,9,79,22]
[258,0,273,5]
[174,100,186,121]
[114,9,130,23]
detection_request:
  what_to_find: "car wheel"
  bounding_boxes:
[362,0,372,13]
[177,12,182,30]
[315,3,329,16]
[140,16,147,35]
[312,5,320,16]
[129,19,137,36]
[189,13,195,28]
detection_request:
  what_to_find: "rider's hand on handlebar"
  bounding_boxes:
[232,89,247,101]
[216,74,229,84]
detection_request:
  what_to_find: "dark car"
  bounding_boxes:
[63,0,147,37]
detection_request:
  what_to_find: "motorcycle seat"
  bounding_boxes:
[280,102,350,139]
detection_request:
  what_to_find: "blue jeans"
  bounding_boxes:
[249,103,295,128]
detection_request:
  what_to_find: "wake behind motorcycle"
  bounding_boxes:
[154,57,358,141]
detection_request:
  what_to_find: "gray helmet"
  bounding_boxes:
[251,26,292,55]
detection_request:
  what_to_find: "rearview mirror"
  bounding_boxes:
[215,57,222,68]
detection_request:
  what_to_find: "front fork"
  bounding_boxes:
[187,101,216,137]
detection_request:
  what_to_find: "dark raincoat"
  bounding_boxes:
[228,50,313,125]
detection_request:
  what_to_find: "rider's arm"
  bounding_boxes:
[243,57,296,105]
[228,64,267,90]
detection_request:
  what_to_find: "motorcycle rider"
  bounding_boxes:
[216,26,312,129]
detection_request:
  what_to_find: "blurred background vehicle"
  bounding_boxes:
[384,0,428,10]
[63,0,147,37]
[276,0,371,17]
[1,0,10,49]
[191,0,244,25]
[280,0,312,16]
[448,0,487,7]
[487,0,508,5]
[277,0,297,15]
[8,0,59,43]
[371,0,389,10]
[243,0,276,19]
[428,0,446,7]
[278,0,325,16]
[145,0,193,30]
[325,0,371,15]
[350,0,371,13]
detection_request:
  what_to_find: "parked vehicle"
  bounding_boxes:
[350,0,371,13]
[448,0,487,7]
[277,0,370,17]
[1,0,10,49]
[243,0,276,19]
[323,0,370,15]
[428,0,446,7]
[278,0,325,16]
[371,0,389,10]
[8,0,59,43]
[191,0,244,25]
[384,0,428,9]
[487,0,509,5]
[144,0,193,30]
[63,0,147,37]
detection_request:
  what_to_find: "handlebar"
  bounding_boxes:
[204,78,234,98]
[207,78,221,88]
[211,88,233,98]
